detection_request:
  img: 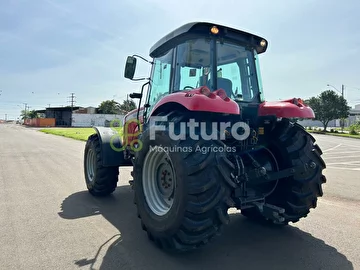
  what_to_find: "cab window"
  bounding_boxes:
[147,49,173,112]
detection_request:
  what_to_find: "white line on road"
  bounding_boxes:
[325,155,360,160]
[326,161,360,166]
[337,144,360,149]
[324,150,360,156]
[323,144,342,153]
[326,166,360,171]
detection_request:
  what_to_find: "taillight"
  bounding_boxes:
[199,87,215,98]
[216,89,227,99]
[200,86,211,96]
[213,89,230,101]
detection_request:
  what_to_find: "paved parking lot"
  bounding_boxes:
[314,135,360,201]
[0,124,359,270]
[323,141,360,171]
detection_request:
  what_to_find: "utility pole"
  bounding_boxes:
[5,114,7,121]
[68,93,76,127]
[126,94,129,112]
[341,84,345,131]
[69,93,76,108]
[327,84,346,131]
[24,103,27,124]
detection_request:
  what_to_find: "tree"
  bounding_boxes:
[20,110,29,120]
[28,110,39,118]
[119,99,136,113]
[306,90,350,131]
[20,109,39,120]
[97,100,121,114]
[97,98,137,114]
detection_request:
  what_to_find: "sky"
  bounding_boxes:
[1,0,360,120]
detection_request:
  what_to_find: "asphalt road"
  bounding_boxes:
[0,123,359,270]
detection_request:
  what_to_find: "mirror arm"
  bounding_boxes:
[132,55,153,64]
[131,77,150,81]
[136,81,150,126]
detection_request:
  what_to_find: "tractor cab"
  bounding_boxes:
[125,22,268,119]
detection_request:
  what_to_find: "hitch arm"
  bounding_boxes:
[249,161,317,183]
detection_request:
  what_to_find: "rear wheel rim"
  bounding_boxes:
[86,148,96,182]
[142,147,176,216]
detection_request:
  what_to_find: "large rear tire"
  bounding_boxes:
[242,120,326,224]
[133,112,235,252]
[84,134,119,196]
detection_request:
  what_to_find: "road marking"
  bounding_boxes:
[338,144,360,149]
[326,161,360,165]
[323,144,342,153]
[326,166,360,171]
[323,150,360,155]
[325,155,360,160]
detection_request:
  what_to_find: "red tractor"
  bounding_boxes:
[84,22,326,252]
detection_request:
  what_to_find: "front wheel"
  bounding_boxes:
[84,134,119,196]
[133,112,235,252]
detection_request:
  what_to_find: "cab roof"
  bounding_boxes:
[149,22,268,58]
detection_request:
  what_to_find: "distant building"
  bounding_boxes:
[73,107,97,114]
[348,105,360,126]
[72,113,125,127]
[36,106,81,127]
[34,106,126,127]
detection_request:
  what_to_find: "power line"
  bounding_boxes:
[344,85,360,91]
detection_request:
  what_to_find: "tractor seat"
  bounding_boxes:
[207,77,233,98]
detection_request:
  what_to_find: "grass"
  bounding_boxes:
[308,130,360,139]
[40,127,123,141]
[334,126,360,133]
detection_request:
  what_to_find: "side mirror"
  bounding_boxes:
[124,56,137,80]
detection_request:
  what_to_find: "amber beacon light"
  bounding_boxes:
[210,26,219,34]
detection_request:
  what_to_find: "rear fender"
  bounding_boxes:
[258,98,315,119]
[92,127,132,167]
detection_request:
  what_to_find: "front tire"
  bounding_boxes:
[84,134,119,196]
[133,113,235,252]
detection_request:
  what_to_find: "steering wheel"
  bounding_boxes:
[183,86,194,90]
